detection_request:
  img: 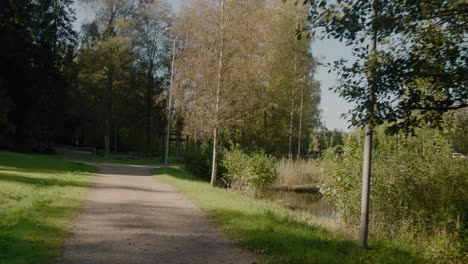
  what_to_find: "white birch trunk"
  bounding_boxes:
[211,0,226,186]
[297,83,304,159]
[288,51,297,159]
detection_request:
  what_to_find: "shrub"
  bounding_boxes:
[222,148,277,196]
[184,146,225,182]
[184,148,212,181]
[321,127,468,263]
[220,147,246,188]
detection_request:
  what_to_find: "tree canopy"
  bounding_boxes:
[301,0,467,133]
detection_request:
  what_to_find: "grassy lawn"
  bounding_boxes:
[153,167,427,264]
[0,151,96,264]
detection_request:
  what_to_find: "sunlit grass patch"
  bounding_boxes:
[153,167,427,264]
[0,151,96,264]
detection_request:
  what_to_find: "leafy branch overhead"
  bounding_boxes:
[291,0,467,133]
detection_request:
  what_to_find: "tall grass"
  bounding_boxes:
[321,128,468,263]
[276,158,324,186]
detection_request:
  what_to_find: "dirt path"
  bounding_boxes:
[58,163,256,264]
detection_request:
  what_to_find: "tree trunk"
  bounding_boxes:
[165,38,176,167]
[211,0,226,187]
[104,68,113,158]
[176,116,181,157]
[114,119,117,153]
[147,66,153,159]
[288,52,297,159]
[359,0,378,249]
[297,83,304,159]
[211,125,219,186]
[263,110,268,148]
[241,127,246,148]
[360,125,373,248]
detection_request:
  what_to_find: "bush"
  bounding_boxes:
[222,147,277,196]
[321,127,468,263]
[184,148,212,181]
[184,146,225,182]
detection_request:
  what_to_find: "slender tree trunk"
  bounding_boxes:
[176,116,181,157]
[241,127,246,147]
[165,38,176,167]
[297,83,304,159]
[103,11,116,158]
[104,69,113,158]
[147,66,153,159]
[288,52,297,159]
[288,94,295,159]
[211,125,219,185]
[263,110,268,148]
[211,0,226,187]
[360,0,378,249]
[114,119,117,153]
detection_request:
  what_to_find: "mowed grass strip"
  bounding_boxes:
[0,151,96,264]
[153,167,427,264]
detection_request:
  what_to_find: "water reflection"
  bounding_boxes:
[266,190,335,220]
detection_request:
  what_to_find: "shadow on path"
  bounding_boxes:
[58,163,257,264]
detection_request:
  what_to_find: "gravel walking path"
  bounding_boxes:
[58,163,256,264]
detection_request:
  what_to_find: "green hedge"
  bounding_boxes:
[222,148,277,196]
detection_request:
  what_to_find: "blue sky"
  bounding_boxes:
[73,0,353,131]
[311,38,353,131]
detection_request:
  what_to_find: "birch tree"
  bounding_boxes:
[174,0,320,183]
[174,0,264,185]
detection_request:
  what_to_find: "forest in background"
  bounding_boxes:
[0,0,323,159]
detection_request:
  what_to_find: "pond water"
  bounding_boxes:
[266,190,336,220]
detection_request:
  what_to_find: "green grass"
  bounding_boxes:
[0,151,96,264]
[61,153,183,166]
[153,167,428,264]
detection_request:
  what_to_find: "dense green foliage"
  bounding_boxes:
[0,0,172,156]
[222,148,277,196]
[321,128,468,262]
[0,0,77,150]
[0,152,95,263]
[72,0,172,156]
[184,147,215,181]
[303,0,467,132]
[446,109,468,155]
